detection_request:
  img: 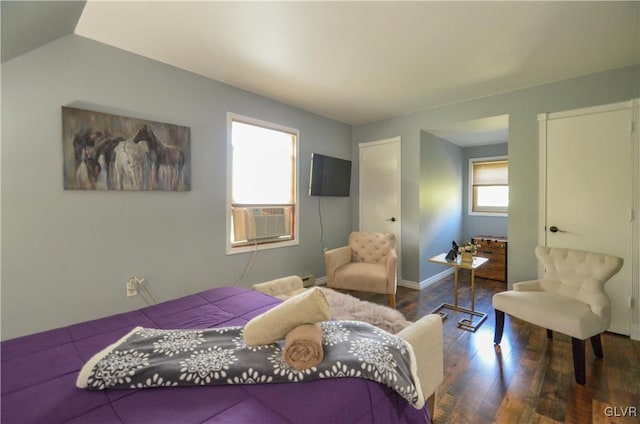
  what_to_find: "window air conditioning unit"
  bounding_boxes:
[233,207,289,242]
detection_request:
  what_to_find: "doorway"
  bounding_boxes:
[359,137,402,278]
[421,115,509,285]
[539,101,637,335]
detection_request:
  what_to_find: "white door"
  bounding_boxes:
[540,103,634,335]
[359,137,402,273]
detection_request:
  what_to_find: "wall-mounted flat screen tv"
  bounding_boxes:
[309,153,352,197]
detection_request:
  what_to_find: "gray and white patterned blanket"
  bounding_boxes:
[77,320,425,409]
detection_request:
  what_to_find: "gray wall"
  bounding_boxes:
[419,132,463,282]
[462,143,509,241]
[3,34,638,339]
[417,138,507,283]
[1,35,352,339]
[353,65,639,288]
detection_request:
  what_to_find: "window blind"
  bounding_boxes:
[472,160,508,186]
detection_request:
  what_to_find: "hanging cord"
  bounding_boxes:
[139,279,158,305]
[132,277,158,305]
[318,196,326,253]
[234,240,259,286]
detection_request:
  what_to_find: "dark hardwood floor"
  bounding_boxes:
[340,273,640,423]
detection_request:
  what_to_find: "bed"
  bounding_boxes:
[1,286,443,423]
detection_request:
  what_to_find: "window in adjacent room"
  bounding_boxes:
[227,113,299,253]
[469,157,508,215]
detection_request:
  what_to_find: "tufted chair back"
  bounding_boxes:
[324,231,399,307]
[536,246,623,318]
[349,232,396,264]
[492,246,623,385]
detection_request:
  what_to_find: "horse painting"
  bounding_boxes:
[133,124,185,190]
[111,139,151,190]
[84,130,126,189]
[72,128,103,166]
[63,107,190,191]
[71,128,104,188]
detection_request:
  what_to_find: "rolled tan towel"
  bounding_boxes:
[243,287,330,346]
[283,323,324,370]
[252,275,304,297]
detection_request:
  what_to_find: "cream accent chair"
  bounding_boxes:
[492,246,623,385]
[324,232,398,308]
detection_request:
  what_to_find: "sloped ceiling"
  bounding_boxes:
[1,1,86,63]
[2,1,639,126]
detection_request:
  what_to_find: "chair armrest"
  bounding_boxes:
[513,280,543,292]
[584,292,611,322]
[324,246,352,286]
[386,248,398,292]
[397,314,443,415]
[252,275,304,297]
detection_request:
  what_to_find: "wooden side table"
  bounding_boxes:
[428,253,489,332]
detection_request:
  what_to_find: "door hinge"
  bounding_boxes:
[630,210,635,222]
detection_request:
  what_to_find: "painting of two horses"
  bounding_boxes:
[62,107,190,191]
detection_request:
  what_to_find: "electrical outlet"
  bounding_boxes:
[127,277,139,297]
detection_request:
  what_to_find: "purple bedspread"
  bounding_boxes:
[2,287,430,423]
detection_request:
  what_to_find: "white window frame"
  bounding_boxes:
[226,113,299,254]
[468,155,508,217]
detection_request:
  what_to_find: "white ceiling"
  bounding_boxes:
[426,114,509,147]
[74,1,639,126]
[2,2,637,132]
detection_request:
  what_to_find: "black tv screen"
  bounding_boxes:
[309,153,352,197]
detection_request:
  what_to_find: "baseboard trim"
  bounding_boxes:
[317,270,453,291]
[398,279,421,290]
[631,323,640,341]
[420,268,455,289]
[315,276,327,286]
[399,268,454,291]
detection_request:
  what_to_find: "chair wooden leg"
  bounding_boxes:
[571,337,586,385]
[547,329,553,340]
[494,309,505,345]
[591,334,604,358]
[389,294,396,309]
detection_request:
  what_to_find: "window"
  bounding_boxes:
[227,114,299,253]
[469,157,508,215]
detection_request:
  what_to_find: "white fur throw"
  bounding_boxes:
[320,287,411,334]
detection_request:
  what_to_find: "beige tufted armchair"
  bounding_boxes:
[324,232,398,307]
[493,246,623,384]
